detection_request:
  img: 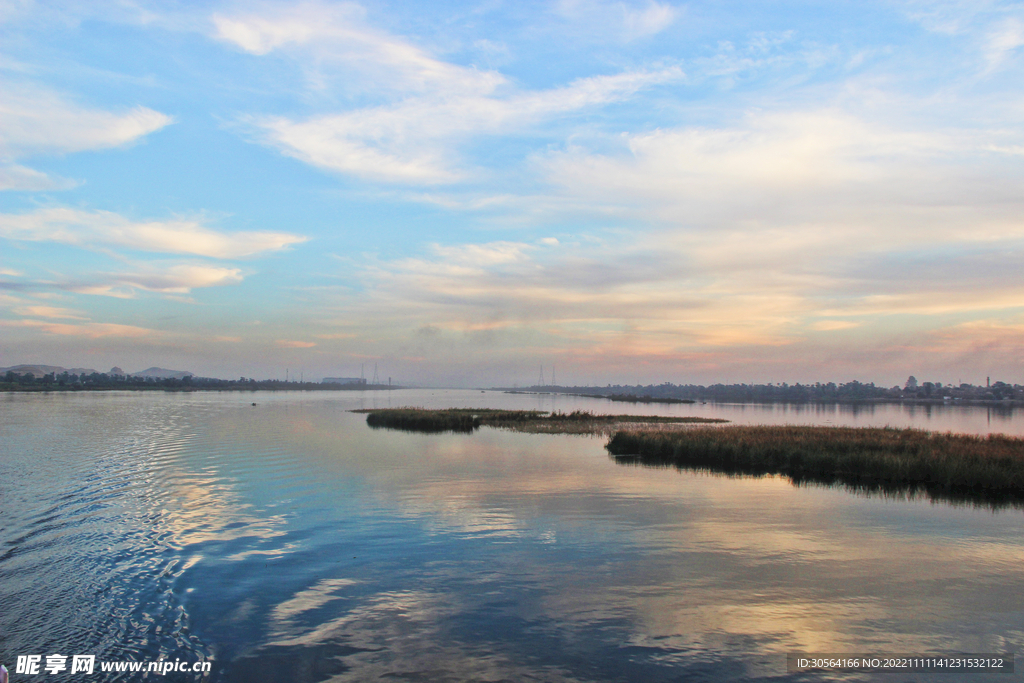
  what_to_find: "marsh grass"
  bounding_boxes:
[353,408,544,433]
[353,408,726,434]
[606,425,1024,506]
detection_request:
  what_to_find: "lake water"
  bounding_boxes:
[2,389,1023,682]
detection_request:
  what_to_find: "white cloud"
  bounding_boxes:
[339,237,807,352]
[984,17,1024,69]
[214,3,681,183]
[325,223,1024,383]
[253,114,459,183]
[431,241,536,267]
[212,2,502,96]
[623,2,677,39]
[0,80,172,190]
[544,110,947,201]
[308,104,1024,368]
[0,208,307,258]
[904,1,1024,74]
[114,264,243,293]
[0,163,77,191]
[67,264,244,297]
[248,68,681,183]
[555,0,678,41]
[904,0,994,35]
[0,87,171,155]
[538,108,1024,247]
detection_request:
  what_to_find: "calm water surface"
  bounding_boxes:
[2,390,1023,682]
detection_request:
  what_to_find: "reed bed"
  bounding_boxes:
[354,408,546,433]
[509,413,727,435]
[606,425,1024,504]
[354,408,726,434]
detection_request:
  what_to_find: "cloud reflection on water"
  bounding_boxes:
[8,393,1023,683]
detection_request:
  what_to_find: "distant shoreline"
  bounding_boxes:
[1,367,401,393]
[0,384,400,393]
[505,390,694,404]
[494,378,1024,405]
[501,389,1023,408]
[2,385,1021,406]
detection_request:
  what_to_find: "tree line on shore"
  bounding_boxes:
[524,377,1023,403]
[1,370,393,392]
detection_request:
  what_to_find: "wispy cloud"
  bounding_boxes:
[4,0,1024,383]
[0,208,307,258]
[623,2,678,39]
[539,108,1024,245]
[64,264,244,298]
[0,163,78,191]
[245,67,680,183]
[542,109,955,207]
[317,111,1024,372]
[212,1,502,95]
[983,17,1024,70]
[276,339,316,348]
[216,2,680,183]
[11,305,88,320]
[554,0,679,41]
[0,79,172,190]
[904,1,1024,73]
[811,320,861,331]
[338,237,807,353]
[905,0,1009,36]
[0,82,171,155]
[1,318,160,339]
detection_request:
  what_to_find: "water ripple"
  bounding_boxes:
[3,391,1024,682]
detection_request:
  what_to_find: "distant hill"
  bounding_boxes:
[130,367,194,380]
[1,364,193,380]
[1,364,98,376]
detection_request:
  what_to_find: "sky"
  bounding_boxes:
[1,0,1023,387]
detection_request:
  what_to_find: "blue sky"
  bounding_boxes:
[2,0,1023,386]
